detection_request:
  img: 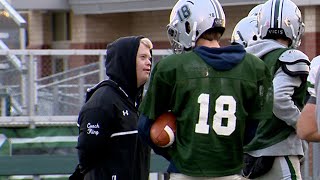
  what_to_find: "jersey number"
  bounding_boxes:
[195,94,236,136]
[177,5,191,22]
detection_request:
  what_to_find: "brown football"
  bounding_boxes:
[150,112,176,147]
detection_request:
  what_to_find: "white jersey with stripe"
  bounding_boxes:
[314,62,320,132]
[307,56,320,97]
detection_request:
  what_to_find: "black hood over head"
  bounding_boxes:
[105,36,144,101]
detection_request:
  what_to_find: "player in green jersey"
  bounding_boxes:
[243,0,310,179]
[138,0,273,179]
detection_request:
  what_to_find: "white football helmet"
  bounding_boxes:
[258,0,305,48]
[231,16,259,47]
[248,4,264,17]
[167,0,225,54]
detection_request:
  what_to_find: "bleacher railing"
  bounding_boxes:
[0,49,318,180]
[0,49,172,180]
[0,49,172,122]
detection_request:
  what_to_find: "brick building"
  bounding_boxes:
[1,0,320,69]
[21,1,320,58]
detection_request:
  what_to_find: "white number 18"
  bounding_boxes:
[195,94,236,136]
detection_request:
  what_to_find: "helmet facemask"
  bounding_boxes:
[167,20,198,54]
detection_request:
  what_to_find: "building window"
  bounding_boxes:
[52,12,71,41]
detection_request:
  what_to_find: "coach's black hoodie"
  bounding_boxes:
[76,36,150,180]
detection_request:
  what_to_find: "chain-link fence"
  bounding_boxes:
[0,49,319,179]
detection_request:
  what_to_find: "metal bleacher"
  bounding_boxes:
[0,0,165,179]
[0,49,171,180]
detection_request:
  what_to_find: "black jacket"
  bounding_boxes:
[76,36,150,180]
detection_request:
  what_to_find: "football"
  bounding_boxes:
[150,112,176,148]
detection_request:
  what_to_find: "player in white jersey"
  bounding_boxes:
[307,56,320,98]
[297,56,320,142]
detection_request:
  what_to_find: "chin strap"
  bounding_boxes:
[191,21,198,48]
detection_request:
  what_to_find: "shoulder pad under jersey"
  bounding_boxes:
[278,49,310,76]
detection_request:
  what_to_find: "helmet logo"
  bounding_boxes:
[214,18,225,27]
[264,20,270,28]
[177,5,191,22]
[284,18,291,27]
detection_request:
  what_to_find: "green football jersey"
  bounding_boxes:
[245,48,307,151]
[139,51,273,176]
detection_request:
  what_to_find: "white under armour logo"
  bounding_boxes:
[112,175,117,180]
[122,110,129,116]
